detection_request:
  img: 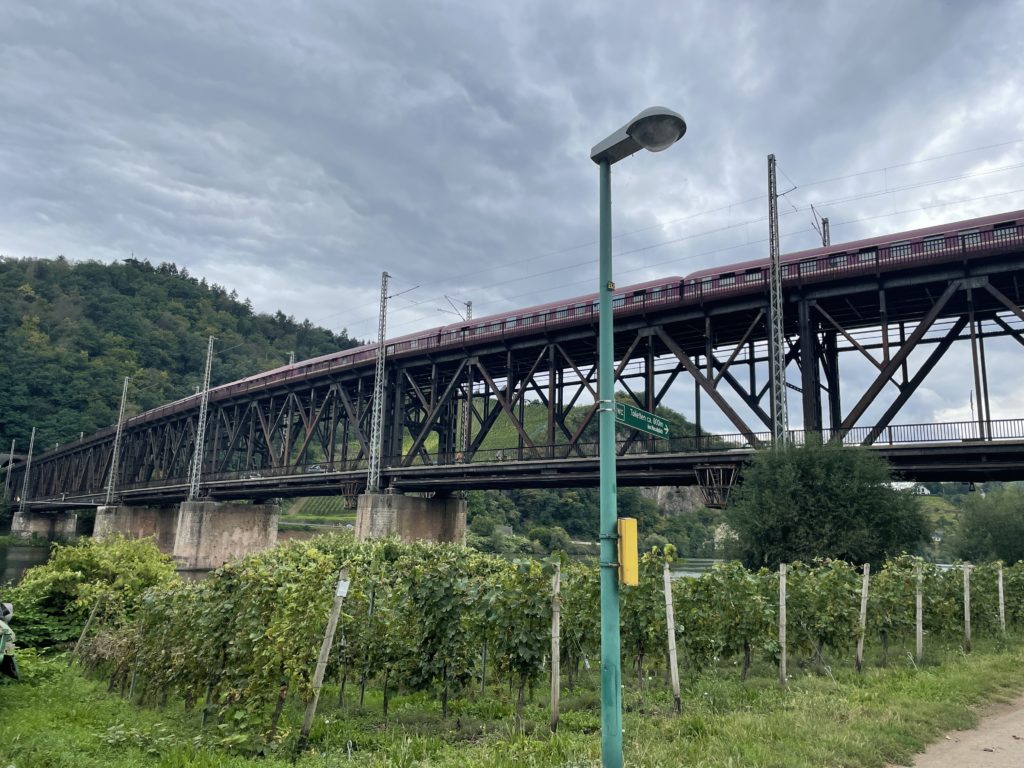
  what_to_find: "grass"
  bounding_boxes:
[280,497,357,534]
[0,534,51,548]
[4,638,1024,767]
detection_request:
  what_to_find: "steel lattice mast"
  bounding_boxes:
[367,271,390,493]
[767,154,789,446]
[187,336,215,501]
[104,376,130,506]
[458,300,473,455]
[18,427,35,515]
[2,439,13,500]
[821,216,830,247]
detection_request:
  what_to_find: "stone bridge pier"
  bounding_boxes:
[95,504,178,552]
[95,501,279,572]
[10,508,78,541]
[355,493,466,544]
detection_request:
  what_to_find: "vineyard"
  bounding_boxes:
[48,536,1024,755]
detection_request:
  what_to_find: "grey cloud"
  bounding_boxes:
[2,0,1023,428]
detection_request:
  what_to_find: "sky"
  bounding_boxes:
[3,0,1024,434]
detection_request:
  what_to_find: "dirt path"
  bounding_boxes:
[900,696,1024,767]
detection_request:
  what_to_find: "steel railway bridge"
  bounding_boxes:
[7,215,1024,516]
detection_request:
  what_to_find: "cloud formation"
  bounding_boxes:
[2,0,1023,431]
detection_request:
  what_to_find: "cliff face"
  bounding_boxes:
[639,485,706,515]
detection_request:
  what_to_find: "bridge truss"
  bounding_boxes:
[11,229,1024,507]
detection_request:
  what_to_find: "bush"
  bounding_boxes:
[0,536,176,647]
[725,441,927,568]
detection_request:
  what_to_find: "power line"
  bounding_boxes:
[318,156,1024,338]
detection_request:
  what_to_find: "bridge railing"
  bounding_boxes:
[76,417,1024,502]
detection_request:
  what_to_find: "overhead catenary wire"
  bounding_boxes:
[314,150,1024,340]
[370,185,1024,341]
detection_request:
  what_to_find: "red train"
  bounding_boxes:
[133,208,1023,427]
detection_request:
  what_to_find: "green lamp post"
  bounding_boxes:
[590,106,687,768]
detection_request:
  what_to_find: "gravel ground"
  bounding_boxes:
[899,696,1024,768]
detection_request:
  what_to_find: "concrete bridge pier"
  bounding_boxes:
[94,505,178,552]
[172,500,279,572]
[10,508,78,541]
[355,493,466,544]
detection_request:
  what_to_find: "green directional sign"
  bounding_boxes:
[614,402,670,438]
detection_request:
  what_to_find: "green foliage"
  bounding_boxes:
[674,561,776,677]
[397,545,478,715]
[57,529,1024,753]
[785,560,860,658]
[1,536,176,647]
[620,550,668,686]
[466,485,719,558]
[725,441,928,568]
[0,256,359,450]
[483,559,552,723]
[866,555,918,657]
[953,485,1024,564]
[558,563,599,687]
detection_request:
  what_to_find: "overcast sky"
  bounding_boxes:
[3,0,1024,433]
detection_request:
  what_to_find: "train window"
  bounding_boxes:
[744,267,763,282]
[574,303,586,315]
[719,272,736,286]
[386,345,396,354]
[506,316,518,329]
[409,338,419,349]
[556,307,568,319]
[923,236,945,253]
[828,253,847,267]
[649,287,662,300]
[700,277,713,291]
[799,260,817,275]
[613,294,625,308]
[858,248,877,263]
[591,299,600,313]
[960,228,981,246]
[890,241,911,258]
[490,322,501,333]
[781,265,792,277]
[994,222,1017,240]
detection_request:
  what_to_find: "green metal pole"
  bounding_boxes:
[598,157,623,768]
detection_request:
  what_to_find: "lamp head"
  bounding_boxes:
[626,107,687,152]
[591,106,686,165]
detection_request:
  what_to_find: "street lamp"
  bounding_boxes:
[590,106,686,768]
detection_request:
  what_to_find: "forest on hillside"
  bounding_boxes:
[0,256,359,451]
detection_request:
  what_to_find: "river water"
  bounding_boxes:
[0,543,51,584]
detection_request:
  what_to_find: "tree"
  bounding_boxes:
[953,485,1024,564]
[724,441,927,569]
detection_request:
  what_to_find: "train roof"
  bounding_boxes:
[430,275,685,335]
[685,208,1024,280]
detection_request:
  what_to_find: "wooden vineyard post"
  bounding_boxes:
[663,562,681,713]
[298,569,349,752]
[963,564,972,654]
[481,643,487,695]
[70,592,106,666]
[915,564,924,666]
[998,564,1006,635]
[856,563,870,672]
[778,563,787,687]
[550,564,561,733]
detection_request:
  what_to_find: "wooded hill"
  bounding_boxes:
[0,256,359,452]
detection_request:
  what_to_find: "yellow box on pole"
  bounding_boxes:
[617,517,638,586]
